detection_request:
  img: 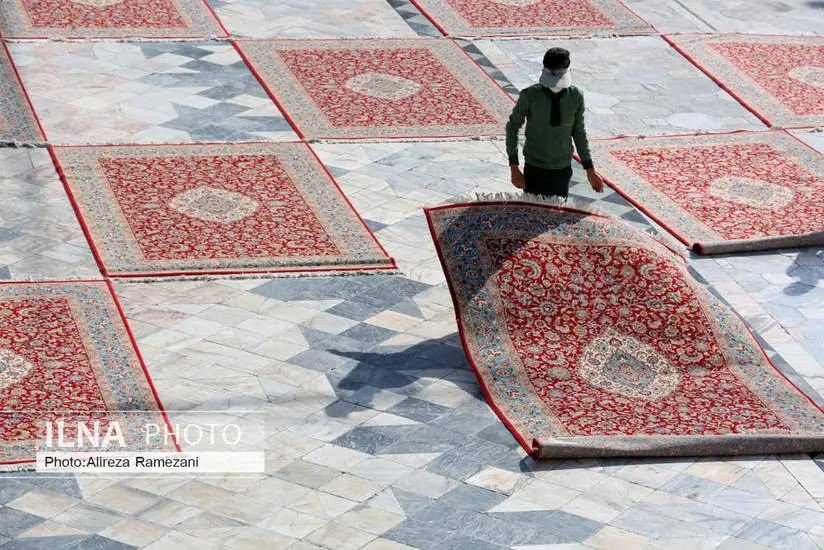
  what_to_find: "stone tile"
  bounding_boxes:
[7,490,77,518]
[52,504,123,534]
[586,526,650,549]
[9,42,297,145]
[275,460,343,489]
[290,491,359,520]
[84,485,160,516]
[392,470,459,499]
[99,517,167,547]
[437,483,508,512]
[322,474,383,502]
[0,506,45,537]
[259,508,327,539]
[306,521,377,550]
[337,506,404,536]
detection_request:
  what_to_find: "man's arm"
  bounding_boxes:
[572,93,604,192]
[506,91,528,188]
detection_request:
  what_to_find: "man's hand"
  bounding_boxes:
[587,168,604,193]
[511,165,525,189]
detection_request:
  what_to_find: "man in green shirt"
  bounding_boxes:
[506,47,604,198]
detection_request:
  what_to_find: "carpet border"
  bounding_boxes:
[231,37,515,141]
[662,33,774,128]
[0,279,180,467]
[592,128,824,255]
[0,0,229,40]
[1,40,46,143]
[48,141,397,278]
[426,201,824,459]
[406,0,657,38]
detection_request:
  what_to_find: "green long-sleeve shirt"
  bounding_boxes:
[506,84,594,171]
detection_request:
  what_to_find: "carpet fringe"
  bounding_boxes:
[0,463,35,473]
[113,267,401,284]
[451,32,655,42]
[470,191,609,217]
[305,135,508,145]
[2,36,231,44]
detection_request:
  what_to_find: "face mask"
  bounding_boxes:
[540,67,572,91]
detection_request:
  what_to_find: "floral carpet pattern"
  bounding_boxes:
[427,202,824,458]
[408,0,655,37]
[235,38,514,140]
[0,281,171,466]
[0,0,227,38]
[52,143,395,276]
[590,131,824,254]
[665,34,824,128]
[0,44,43,143]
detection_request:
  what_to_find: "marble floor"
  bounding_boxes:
[1,0,824,549]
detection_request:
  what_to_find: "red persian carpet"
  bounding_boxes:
[0,281,174,467]
[0,42,43,143]
[665,34,824,128]
[0,0,227,39]
[235,39,514,140]
[52,142,395,277]
[409,0,654,37]
[590,130,824,254]
[427,202,824,458]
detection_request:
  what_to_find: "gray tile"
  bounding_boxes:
[475,422,522,448]
[274,460,341,489]
[389,298,425,319]
[493,511,602,544]
[0,227,23,243]
[455,513,535,547]
[734,519,819,549]
[0,535,89,550]
[439,535,508,550]
[660,473,728,502]
[391,488,434,516]
[411,501,481,532]
[387,397,453,423]
[28,477,82,499]
[0,266,10,280]
[0,506,44,537]
[384,519,449,550]
[339,323,397,346]
[380,425,463,454]
[333,426,409,455]
[251,276,389,301]
[288,349,359,374]
[363,219,388,233]
[610,507,683,538]
[437,484,507,513]
[425,438,512,481]
[0,480,32,505]
[429,410,497,437]
[326,301,385,322]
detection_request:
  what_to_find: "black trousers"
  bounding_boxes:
[524,163,573,198]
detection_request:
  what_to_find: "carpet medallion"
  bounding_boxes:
[665,34,824,128]
[0,281,172,466]
[0,0,227,38]
[52,143,394,277]
[590,131,824,254]
[235,39,514,140]
[408,0,654,37]
[427,202,824,458]
[0,43,43,143]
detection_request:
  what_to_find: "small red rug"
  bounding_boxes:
[408,0,654,37]
[427,202,824,458]
[235,39,514,140]
[0,281,173,467]
[0,0,227,38]
[590,130,824,254]
[52,143,394,277]
[665,34,824,128]
[0,43,43,143]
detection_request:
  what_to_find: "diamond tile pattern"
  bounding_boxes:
[2,0,824,549]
